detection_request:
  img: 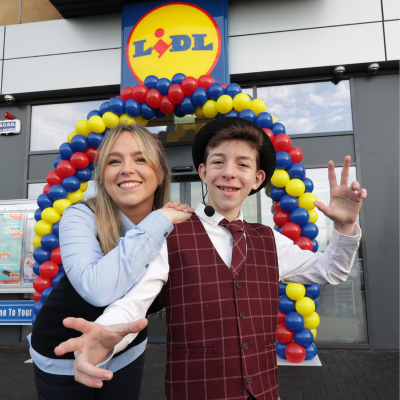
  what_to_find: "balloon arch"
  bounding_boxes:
[32,73,321,363]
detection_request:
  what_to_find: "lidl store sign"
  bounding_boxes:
[122,1,229,88]
[0,301,34,325]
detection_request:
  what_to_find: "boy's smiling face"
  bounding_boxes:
[198,139,266,221]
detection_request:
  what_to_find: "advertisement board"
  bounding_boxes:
[0,301,35,325]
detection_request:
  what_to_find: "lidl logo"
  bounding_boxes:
[126,3,221,84]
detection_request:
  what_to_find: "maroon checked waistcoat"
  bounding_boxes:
[165,215,279,400]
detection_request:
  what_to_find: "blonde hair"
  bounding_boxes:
[86,124,170,254]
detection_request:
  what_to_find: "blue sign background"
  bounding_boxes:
[0,301,34,324]
[121,0,229,90]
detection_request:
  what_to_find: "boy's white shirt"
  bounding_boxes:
[96,202,361,363]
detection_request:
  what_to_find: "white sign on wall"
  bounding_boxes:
[0,120,21,135]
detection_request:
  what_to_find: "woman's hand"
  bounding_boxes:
[54,317,148,388]
[157,201,194,224]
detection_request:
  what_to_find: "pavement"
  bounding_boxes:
[0,345,398,400]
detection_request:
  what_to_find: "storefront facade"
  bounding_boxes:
[0,0,398,350]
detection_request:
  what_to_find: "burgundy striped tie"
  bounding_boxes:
[219,218,246,277]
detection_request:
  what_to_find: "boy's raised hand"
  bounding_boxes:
[313,156,367,236]
[54,317,148,388]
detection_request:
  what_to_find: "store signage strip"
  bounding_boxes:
[0,301,34,325]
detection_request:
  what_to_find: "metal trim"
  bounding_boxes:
[23,105,32,199]
[289,131,354,139]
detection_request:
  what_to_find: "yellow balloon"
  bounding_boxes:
[135,115,148,126]
[272,114,276,123]
[286,283,306,301]
[68,131,78,143]
[304,312,320,329]
[175,125,186,138]
[88,115,106,133]
[233,93,251,112]
[119,114,136,126]
[53,199,72,215]
[80,182,88,192]
[67,190,84,204]
[298,193,317,210]
[203,100,218,118]
[295,297,315,316]
[216,95,233,114]
[250,99,266,116]
[286,179,306,197]
[35,220,53,236]
[41,207,61,224]
[311,328,317,339]
[265,181,272,197]
[75,120,91,137]
[102,112,120,129]
[32,235,42,248]
[195,106,206,119]
[271,170,290,188]
[167,132,180,142]
[308,209,318,223]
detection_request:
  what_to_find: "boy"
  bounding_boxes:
[55,118,366,400]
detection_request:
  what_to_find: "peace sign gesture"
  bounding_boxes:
[313,156,367,236]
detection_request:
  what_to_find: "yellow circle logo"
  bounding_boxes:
[126,3,221,83]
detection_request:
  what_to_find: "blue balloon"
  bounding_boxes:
[33,247,51,264]
[290,208,309,226]
[174,104,185,118]
[32,314,36,325]
[125,99,141,118]
[180,96,195,114]
[279,294,296,313]
[48,185,68,201]
[34,208,42,222]
[59,143,74,160]
[271,122,286,136]
[155,78,172,96]
[33,262,40,276]
[154,109,166,119]
[270,186,287,201]
[311,239,319,252]
[41,286,53,301]
[99,101,110,116]
[37,194,53,210]
[304,343,317,360]
[34,300,45,316]
[53,155,63,169]
[287,163,306,180]
[276,341,287,359]
[171,73,186,85]
[279,195,299,213]
[224,110,239,117]
[255,112,273,129]
[294,328,314,347]
[74,168,92,182]
[52,221,60,237]
[238,109,256,123]
[140,102,155,120]
[285,312,305,332]
[279,281,287,296]
[62,176,81,192]
[225,83,242,98]
[303,177,314,193]
[87,132,103,149]
[87,110,101,120]
[276,151,291,170]
[276,226,282,234]
[208,83,225,101]
[301,222,319,240]
[52,272,64,286]
[58,264,64,273]
[305,284,321,299]
[70,135,88,152]
[109,97,126,116]
[144,75,158,90]
[41,233,59,251]
[247,94,253,101]
[87,162,95,171]
[192,88,208,107]
[313,298,319,311]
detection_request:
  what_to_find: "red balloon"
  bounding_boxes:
[281,222,301,241]
[120,86,133,101]
[46,170,63,186]
[294,237,313,251]
[146,89,162,109]
[39,261,59,279]
[278,310,287,325]
[168,84,185,104]
[84,146,98,163]
[285,342,306,363]
[263,128,274,142]
[57,160,76,178]
[288,146,303,163]
[70,152,89,169]
[33,291,42,302]
[198,75,214,90]
[33,276,52,293]
[131,85,148,103]
[50,247,62,265]
[273,209,291,227]
[43,184,50,194]
[274,201,281,211]
[159,96,175,114]
[273,134,292,152]
[220,82,227,88]
[276,323,294,344]
[181,77,199,96]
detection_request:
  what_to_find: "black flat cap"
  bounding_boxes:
[192,117,276,195]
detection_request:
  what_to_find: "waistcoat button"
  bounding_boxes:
[235,282,242,288]
[239,312,245,319]
[246,376,253,384]
[243,342,249,350]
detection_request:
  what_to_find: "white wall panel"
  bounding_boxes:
[0,61,2,94]
[229,0,383,36]
[382,0,399,20]
[2,49,120,94]
[4,14,121,59]
[385,20,400,60]
[0,26,4,60]
[230,23,385,75]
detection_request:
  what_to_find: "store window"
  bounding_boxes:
[28,181,97,200]
[257,81,353,135]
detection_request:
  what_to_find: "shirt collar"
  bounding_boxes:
[195,202,243,228]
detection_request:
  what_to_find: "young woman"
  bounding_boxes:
[29,124,193,400]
